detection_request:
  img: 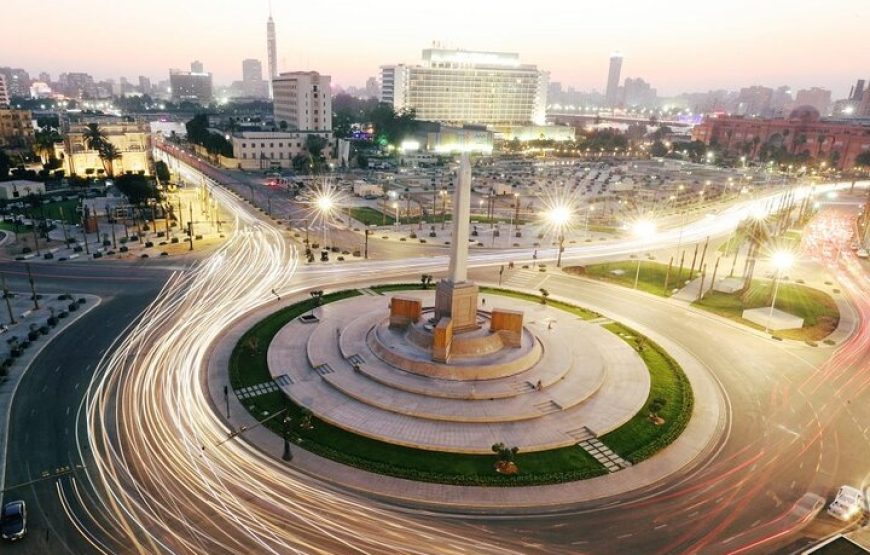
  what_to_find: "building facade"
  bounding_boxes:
[272,71,332,131]
[0,75,9,107]
[692,106,870,169]
[229,131,333,170]
[794,87,831,116]
[605,54,623,106]
[0,67,30,99]
[59,119,152,177]
[0,109,35,150]
[380,48,548,127]
[266,13,277,97]
[169,69,213,105]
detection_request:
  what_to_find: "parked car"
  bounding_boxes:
[857,249,869,259]
[0,500,26,541]
[827,486,865,522]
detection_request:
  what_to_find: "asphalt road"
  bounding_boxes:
[1,262,172,554]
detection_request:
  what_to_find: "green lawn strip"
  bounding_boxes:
[479,286,600,320]
[231,285,691,485]
[349,207,454,227]
[244,390,607,486]
[40,199,81,224]
[567,261,698,298]
[229,289,362,389]
[693,280,839,341]
[599,322,694,464]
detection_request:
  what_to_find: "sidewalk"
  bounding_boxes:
[0,293,101,499]
[204,281,727,513]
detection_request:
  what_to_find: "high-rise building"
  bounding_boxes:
[272,71,332,131]
[38,72,51,84]
[61,72,96,99]
[139,76,152,95]
[794,87,832,115]
[0,108,35,149]
[0,75,9,108]
[169,68,213,105]
[190,60,204,74]
[266,11,277,97]
[605,53,623,106]
[622,77,657,107]
[380,48,548,127]
[850,79,866,101]
[243,59,263,82]
[735,86,774,116]
[0,68,30,99]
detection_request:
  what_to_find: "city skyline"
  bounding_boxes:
[1,0,868,98]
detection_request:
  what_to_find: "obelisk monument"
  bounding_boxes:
[434,153,479,332]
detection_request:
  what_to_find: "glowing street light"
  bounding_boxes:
[765,250,795,333]
[546,204,573,267]
[631,219,656,289]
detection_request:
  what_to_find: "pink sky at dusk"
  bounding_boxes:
[1,0,868,97]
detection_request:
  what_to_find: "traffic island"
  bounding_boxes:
[227,285,696,487]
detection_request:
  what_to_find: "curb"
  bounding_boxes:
[203,280,728,514]
[0,294,102,500]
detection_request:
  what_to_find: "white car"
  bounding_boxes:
[857,249,869,259]
[827,485,865,522]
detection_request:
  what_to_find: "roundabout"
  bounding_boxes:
[221,156,723,501]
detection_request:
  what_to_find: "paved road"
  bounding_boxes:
[0,261,172,554]
[7,146,861,553]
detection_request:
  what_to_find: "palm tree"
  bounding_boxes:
[82,123,108,151]
[739,216,771,293]
[33,128,61,164]
[98,143,122,178]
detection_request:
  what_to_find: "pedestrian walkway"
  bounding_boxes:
[205,283,728,511]
[578,437,632,472]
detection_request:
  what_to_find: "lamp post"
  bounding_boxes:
[765,251,794,333]
[546,205,572,268]
[631,220,656,289]
[392,202,399,229]
[583,204,595,239]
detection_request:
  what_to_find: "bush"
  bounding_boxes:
[120,237,128,244]
[92,252,102,259]
[119,246,128,252]
[141,253,149,258]
[102,240,111,247]
[28,330,39,341]
[171,237,179,244]
[73,246,83,253]
[68,303,78,312]
[77,298,86,304]
[47,316,58,327]
[39,325,49,335]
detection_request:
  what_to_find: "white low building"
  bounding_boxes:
[229,131,333,170]
[352,181,383,197]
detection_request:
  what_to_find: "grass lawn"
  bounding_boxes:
[230,285,692,486]
[693,280,839,340]
[349,206,454,227]
[599,323,693,463]
[567,260,699,297]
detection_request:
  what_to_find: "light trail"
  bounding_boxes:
[72,160,535,554]
[70,144,869,553]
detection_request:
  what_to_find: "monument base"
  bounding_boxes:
[434,280,479,333]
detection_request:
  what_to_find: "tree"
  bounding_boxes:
[82,123,109,151]
[855,151,870,173]
[154,160,171,185]
[0,150,10,181]
[309,290,324,315]
[33,128,61,164]
[650,140,668,157]
[420,274,433,289]
[539,288,550,304]
[292,152,312,174]
[98,142,122,177]
[114,173,159,205]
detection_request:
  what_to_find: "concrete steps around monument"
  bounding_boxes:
[337,307,584,400]
[284,359,646,453]
[269,293,651,453]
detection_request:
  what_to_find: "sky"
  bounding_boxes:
[1,0,868,98]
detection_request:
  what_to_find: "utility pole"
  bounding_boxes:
[81,204,90,255]
[58,207,69,244]
[663,255,673,293]
[1,274,16,324]
[26,263,38,310]
[364,229,370,259]
[188,203,194,251]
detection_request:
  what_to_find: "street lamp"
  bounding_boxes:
[315,194,334,245]
[546,205,572,268]
[765,250,794,333]
[631,219,656,289]
[392,202,399,228]
[583,204,595,239]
